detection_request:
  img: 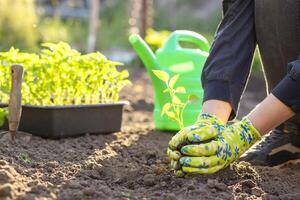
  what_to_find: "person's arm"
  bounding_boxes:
[176,58,300,175]
[248,94,295,135]
[201,100,232,123]
[250,58,300,135]
[201,0,256,120]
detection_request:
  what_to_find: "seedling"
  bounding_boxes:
[153,70,198,129]
[0,42,131,106]
[18,152,31,164]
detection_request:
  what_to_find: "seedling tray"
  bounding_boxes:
[1,102,128,139]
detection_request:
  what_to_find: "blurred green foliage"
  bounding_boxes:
[39,17,69,44]
[39,17,88,51]
[0,0,262,72]
[97,0,130,50]
[145,28,171,51]
[153,1,222,40]
[0,0,38,51]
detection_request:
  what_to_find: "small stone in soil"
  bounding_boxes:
[143,174,156,186]
[187,184,196,190]
[0,184,13,197]
[0,160,7,166]
[164,193,177,200]
[79,180,89,187]
[251,187,264,197]
[161,181,167,187]
[207,179,227,191]
[240,179,256,190]
[0,170,14,183]
[64,181,82,189]
[82,187,96,196]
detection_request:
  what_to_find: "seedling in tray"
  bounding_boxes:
[0,42,131,138]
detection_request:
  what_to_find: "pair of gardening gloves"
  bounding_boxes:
[167,113,261,176]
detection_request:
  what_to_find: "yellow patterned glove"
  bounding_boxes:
[178,117,261,175]
[167,113,225,170]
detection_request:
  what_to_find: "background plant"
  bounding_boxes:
[153,70,197,129]
[0,0,38,51]
[0,42,131,106]
[145,28,170,51]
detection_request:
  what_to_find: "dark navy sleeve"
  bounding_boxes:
[272,57,300,114]
[201,0,256,120]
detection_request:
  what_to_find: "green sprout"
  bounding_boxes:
[0,42,131,106]
[121,192,131,198]
[153,70,198,129]
[18,152,31,164]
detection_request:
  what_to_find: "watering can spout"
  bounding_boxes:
[129,34,159,71]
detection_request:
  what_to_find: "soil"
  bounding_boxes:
[0,67,300,200]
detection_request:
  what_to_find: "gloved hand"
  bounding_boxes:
[167,113,225,171]
[178,117,261,175]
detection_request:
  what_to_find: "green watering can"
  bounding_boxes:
[129,30,210,131]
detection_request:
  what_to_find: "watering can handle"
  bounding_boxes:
[164,30,210,52]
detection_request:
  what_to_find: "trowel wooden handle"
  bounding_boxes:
[8,64,24,138]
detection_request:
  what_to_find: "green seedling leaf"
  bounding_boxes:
[161,103,171,116]
[166,111,176,119]
[169,74,180,89]
[172,95,182,105]
[188,94,199,104]
[163,88,169,93]
[152,70,169,83]
[18,153,31,164]
[122,192,131,198]
[175,87,186,94]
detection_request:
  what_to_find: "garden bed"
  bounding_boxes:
[0,68,299,199]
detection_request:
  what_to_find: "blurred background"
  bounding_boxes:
[0,0,262,69]
[0,0,219,50]
[0,0,265,116]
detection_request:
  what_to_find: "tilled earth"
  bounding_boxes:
[0,68,300,200]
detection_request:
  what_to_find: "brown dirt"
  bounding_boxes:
[0,68,300,200]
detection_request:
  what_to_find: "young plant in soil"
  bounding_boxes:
[153,70,197,129]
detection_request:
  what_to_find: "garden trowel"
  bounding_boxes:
[8,64,23,139]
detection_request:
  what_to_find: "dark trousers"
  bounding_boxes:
[255,0,300,125]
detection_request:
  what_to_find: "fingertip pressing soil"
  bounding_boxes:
[0,68,299,200]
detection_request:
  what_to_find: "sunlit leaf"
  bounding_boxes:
[172,96,182,105]
[169,74,179,89]
[166,111,176,119]
[161,103,171,116]
[152,70,169,83]
[175,87,186,94]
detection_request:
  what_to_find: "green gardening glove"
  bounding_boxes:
[167,113,225,170]
[178,117,261,175]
